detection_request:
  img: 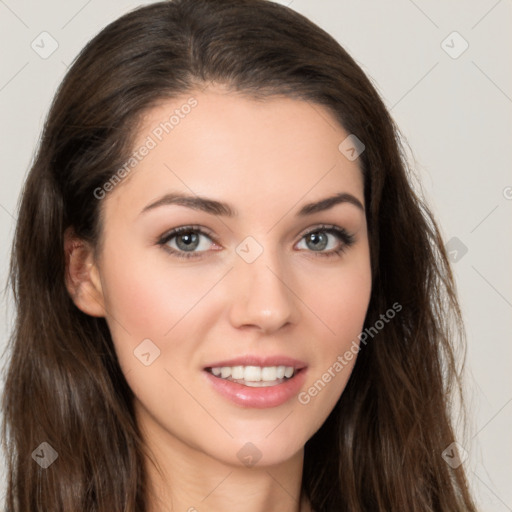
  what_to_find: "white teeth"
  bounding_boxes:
[276,366,286,379]
[284,366,294,378]
[244,366,261,381]
[231,365,244,379]
[208,365,297,383]
[261,366,277,381]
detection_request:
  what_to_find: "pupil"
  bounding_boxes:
[177,232,199,251]
[308,232,327,251]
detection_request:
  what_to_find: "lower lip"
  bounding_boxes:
[203,368,308,409]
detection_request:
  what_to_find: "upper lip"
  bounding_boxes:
[203,355,307,370]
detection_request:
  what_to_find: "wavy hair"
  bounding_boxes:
[2,0,477,510]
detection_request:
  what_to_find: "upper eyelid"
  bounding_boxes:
[157,225,215,242]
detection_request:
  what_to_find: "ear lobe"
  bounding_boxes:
[64,227,106,317]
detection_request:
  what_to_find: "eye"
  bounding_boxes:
[296,225,355,258]
[157,226,218,259]
[156,224,355,260]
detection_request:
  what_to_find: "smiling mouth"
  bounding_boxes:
[205,365,301,387]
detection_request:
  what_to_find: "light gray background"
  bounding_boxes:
[1,0,511,509]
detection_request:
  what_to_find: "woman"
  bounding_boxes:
[1,0,478,510]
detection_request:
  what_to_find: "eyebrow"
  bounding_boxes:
[139,191,365,217]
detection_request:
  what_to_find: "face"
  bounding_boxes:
[86,86,371,468]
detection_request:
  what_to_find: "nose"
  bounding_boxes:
[227,250,300,334]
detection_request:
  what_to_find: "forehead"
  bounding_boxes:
[104,87,364,219]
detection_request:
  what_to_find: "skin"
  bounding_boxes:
[65,85,372,512]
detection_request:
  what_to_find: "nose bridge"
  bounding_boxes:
[227,237,299,332]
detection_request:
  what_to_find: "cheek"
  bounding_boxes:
[100,237,219,335]
[304,249,372,348]
[294,251,371,430]
[318,270,371,336]
[98,239,231,382]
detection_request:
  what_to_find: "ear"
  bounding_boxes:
[64,226,106,317]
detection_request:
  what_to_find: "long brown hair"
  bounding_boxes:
[2,0,477,510]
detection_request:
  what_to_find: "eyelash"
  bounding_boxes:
[156,224,355,260]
